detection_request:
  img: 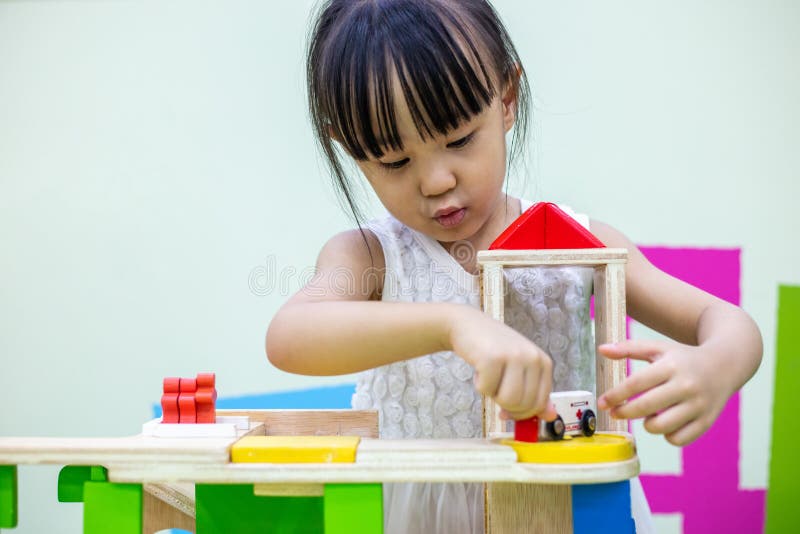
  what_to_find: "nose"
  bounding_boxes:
[419,162,457,197]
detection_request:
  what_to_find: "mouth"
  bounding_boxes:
[433,207,466,228]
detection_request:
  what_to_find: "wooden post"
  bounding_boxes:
[481,263,508,438]
[593,262,628,433]
[143,483,195,534]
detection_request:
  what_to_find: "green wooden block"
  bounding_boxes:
[324,483,382,534]
[58,466,108,502]
[83,482,141,534]
[0,465,17,528]
[89,466,108,482]
[766,285,800,534]
[196,484,323,533]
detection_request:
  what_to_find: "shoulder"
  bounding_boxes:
[588,219,634,249]
[588,219,656,277]
[304,223,386,302]
[318,227,386,274]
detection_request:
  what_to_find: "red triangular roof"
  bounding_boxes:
[490,202,605,250]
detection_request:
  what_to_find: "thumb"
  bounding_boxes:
[597,339,665,363]
[540,402,558,422]
[500,402,558,422]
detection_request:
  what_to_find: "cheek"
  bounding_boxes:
[370,175,402,195]
[476,143,507,185]
[368,178,416,210]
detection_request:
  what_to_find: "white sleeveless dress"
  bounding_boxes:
[351,200,654,534]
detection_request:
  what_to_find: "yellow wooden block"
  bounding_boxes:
[231,436,361,463]
[502,433,635,464]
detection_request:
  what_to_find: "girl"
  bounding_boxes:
[267,0,763,532]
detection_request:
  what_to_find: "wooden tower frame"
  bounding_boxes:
[478,247,629,533]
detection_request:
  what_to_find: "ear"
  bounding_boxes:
[501,64,521,133]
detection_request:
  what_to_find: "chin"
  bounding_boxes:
[432,224,478,245]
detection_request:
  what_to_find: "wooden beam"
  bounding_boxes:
[477,248,627,266]
[216,410,378,438]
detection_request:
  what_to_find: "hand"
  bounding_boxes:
[597,339,733,446]
[447,307,557,421]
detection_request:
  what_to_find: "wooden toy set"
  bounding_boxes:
[0,203,638,533]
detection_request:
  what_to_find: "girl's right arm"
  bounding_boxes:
[266,229,454,376]
[266,229,557,421]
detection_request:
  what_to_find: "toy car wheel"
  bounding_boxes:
[546,416,565,440]
[581,410,596,437]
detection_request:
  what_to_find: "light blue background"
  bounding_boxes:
[1,2,797,532]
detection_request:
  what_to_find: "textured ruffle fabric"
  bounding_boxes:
[352,216,484,442]
[504,265,596,393]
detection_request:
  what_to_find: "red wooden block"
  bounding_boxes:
[514,416,539,443]
[178,378,197,424]
[490,202,546,250]
[543,203,605,249]
[179,378,197,393]
[196,373,215,388]
[195,392,217,424]
[161,394,180,424]
[161,377,181,423]
[490,202,605,250]
[195,373,217,424]
[163,377,181,393]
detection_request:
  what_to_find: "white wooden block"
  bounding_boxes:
[141,417,249,438]
[215,416,250,430]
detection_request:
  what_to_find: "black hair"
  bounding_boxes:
[307,0,530,224]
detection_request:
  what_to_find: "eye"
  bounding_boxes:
[447,132,474,149]
[380,158,409,170]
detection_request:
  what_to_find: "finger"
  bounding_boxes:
[506,361,554,420]
[503,409,528,420]
[643,402,699,436]
[609,382,687,420]
[598,364,671,410]
[474,360,505,398]
[504,400,556,421]
[500,392,558,422]
[664,418,709,447]
[507,404,557,422]
[500,408,534,422]
[597,339,669,363]
[535,365,556,421]
[495,363,526,412]
[502,408,537,423]
[518,367,539,416]
[540,402,558,422]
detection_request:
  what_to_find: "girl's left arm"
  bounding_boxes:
[589,220,763,446]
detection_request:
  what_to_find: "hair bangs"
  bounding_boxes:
[323,1,498,161]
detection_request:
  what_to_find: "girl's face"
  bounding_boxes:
[356,85,516,248]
